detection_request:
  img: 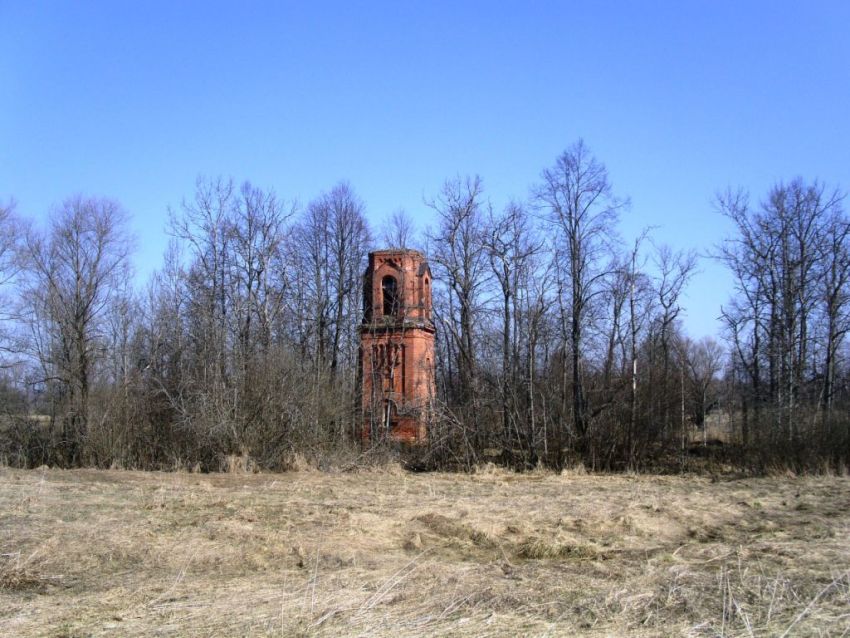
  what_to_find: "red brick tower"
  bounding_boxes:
[360,249,435,443]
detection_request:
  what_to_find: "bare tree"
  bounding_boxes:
[625,232,653,464]
[683,337,725,444]
[427,176,488,411]
[161,177,309,463]
[818,209,850,412]
[0,201,23,370]
[20,196,132,465]
[167,177,237,451]
[652,243,697,435]
[484,201,542,461]
[230,182,293,358]
[0,200,20,284]
[535,140,627,458]
[326,183,372,375]
[294,182,370,375]
[381,208,418,250]
[718,179,846,450]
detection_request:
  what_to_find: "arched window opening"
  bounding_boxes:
[382,275,399,317]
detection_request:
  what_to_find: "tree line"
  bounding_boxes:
[1,140,848,472]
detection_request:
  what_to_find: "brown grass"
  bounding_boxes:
[1,466,848,637]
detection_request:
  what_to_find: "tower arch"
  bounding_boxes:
[381,274,399,317]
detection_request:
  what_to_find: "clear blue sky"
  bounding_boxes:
[2,1,849,338]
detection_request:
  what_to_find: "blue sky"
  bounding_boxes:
[2,1,849,338]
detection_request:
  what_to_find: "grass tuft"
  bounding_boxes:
[515,537,598,560]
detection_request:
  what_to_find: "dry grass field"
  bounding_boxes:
[1,465,849,637]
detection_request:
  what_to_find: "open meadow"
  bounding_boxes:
[1,465,849,637]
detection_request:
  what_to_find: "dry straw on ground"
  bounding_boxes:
[1,466,848,636]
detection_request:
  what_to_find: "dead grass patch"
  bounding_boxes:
[1,467,848,636]
[0,551,58,592]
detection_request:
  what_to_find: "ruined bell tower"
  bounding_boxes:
[360,249,435,443]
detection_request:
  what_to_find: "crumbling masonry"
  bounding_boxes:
[360,249,435,443]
